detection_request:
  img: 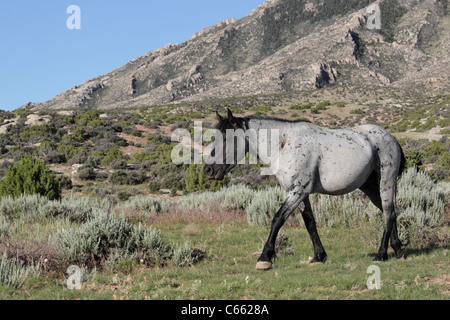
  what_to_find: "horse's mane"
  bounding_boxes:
[245,115,311,124]
[216,114,311,131]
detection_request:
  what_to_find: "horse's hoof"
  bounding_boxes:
[396,248,407,260]
[310,252,327,264]
[373,254,388,262]
[255,261,272,270]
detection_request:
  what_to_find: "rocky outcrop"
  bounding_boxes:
[314,63,338,89]
[166,65,204,92]
[23,0,449,111]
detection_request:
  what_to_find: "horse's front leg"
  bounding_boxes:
[256,190,306,270]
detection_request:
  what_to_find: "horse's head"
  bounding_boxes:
[203,109,247,181]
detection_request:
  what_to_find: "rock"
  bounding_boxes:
[314,63,338,89]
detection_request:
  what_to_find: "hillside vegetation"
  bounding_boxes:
[1,93,448,201]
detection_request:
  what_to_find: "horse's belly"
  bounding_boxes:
[317,148,374,195]
[318,174,369,195]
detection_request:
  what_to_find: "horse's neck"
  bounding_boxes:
[247,118,288,132]
[246,118,302,138]
[245,118,289,148]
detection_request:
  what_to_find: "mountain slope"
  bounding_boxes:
[25,0,450,111]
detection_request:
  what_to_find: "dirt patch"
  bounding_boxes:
[423,274,450,295]
[25,114,52,126]
[424,274,449,285]
[0,117,19,134]
[120,145,146,157]
[393,131,444,141]
[117,133,147,146]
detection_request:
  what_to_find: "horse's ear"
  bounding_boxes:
[216,111,223,122]
[227,108,236,124]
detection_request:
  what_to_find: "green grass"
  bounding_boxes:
[1,212,448,300]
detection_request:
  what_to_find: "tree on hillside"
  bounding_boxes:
[0,155,61,200]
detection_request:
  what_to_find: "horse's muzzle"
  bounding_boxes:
[204,165,215,178]
[203,165,225,180]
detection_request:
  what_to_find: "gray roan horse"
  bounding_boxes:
[204,109,406,270]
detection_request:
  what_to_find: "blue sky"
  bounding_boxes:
[0,1,266,111]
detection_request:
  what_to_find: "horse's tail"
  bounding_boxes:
[397,143,407,178]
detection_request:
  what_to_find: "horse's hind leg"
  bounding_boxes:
[300,197,327,263]
[359,172,382,210]
[390,218,406,259]
[361,172,405,261]
[374,182,405,261]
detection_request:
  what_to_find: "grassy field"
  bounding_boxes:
[1,207,448,301]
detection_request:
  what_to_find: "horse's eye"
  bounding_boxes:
[211,136,215,142]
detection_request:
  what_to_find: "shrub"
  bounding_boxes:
[148,180,161,194]
[117,191,131,202]
[75,110,101,126]
[109,170,147,185]
[34,141,66,164]
[177,183,254,213]
[274,232,294,255]
[178,190,223,213]
[360,168,446,249]
[0,194,48,221]
[19,124,56,142]
[123,196,170,214]
[289,103,311,110]
[77,166,96,181]
[160,171,185,191]
[316,101,331,108]
[56,211,205,269]
[0,193,112,223]
[171,241,207,267]
[308,192,377,228]
[406,149,425,171]
[350,108,365,115]
[0,214,10,239]
[110,159,128,170]
[0,156,61,200]
[104,250,138,273]
[56,211,171,268]
[0,239,61,275]
[108,170,128,185]
[395,168,445,248]
[101,147,124,167]
[185,164,228,193]
[0,253,33,289]
[57,175,73,190]
[246,186,287,226]
[220,184,255,211]
[62,195,113,221]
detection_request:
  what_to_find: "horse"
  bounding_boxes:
[203,109,407,270]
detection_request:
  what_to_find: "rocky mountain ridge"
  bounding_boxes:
[24,0,449,111]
